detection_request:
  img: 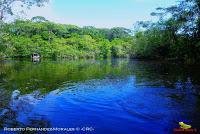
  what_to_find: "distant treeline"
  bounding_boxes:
[0,0,199,63]
[0,19,133,59]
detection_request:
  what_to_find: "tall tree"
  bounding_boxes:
[31,16,48,22]
[151,0,200,40]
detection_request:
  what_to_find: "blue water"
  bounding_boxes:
[0,59,200,134]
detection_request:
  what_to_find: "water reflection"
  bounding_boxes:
[0,59,200,133]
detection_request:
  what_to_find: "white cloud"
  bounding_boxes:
[26,1,56,21]
[25,1,80,26]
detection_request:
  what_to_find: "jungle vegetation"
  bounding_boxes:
[0,0,199,63]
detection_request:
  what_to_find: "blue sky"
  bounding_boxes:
[27,0,177,28]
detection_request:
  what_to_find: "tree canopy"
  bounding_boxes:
[0,0,199,64]
[0,19,132,59]
[130,0,200,63]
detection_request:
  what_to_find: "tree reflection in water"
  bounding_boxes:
[0,59,199,132]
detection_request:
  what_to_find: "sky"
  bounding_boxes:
[26,0,177,28]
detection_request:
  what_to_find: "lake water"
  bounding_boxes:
[0,59,200,134]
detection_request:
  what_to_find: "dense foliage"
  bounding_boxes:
[0,0,200,63]
[131,0,200,63]
[0,19,132,59]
